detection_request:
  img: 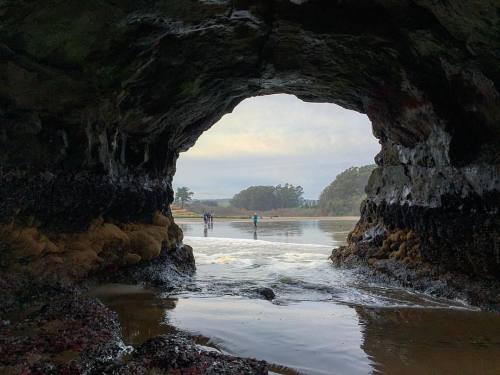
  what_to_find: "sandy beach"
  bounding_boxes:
[174,216,360,224]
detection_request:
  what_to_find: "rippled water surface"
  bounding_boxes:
[93,219,500,375]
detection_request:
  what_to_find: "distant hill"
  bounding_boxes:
[318,165,376,216]
[194,199,232,208]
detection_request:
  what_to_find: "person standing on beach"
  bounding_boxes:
[252,213,258,229]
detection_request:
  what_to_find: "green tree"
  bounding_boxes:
[231,186,276,210]
[275,183,304,208]
[175,187,194,208]
[231,184,304,210]
[319,165,376,216]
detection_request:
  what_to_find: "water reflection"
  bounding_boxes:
[169,297,370,375]
[87,284,178,346]
[202,223,216,237]
[90,284,500,375]
[317,220,354,244]
[178,218,358,246]
[355,306,500,375]
[231,220,304,240]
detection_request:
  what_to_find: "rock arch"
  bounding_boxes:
[0,1,499,284]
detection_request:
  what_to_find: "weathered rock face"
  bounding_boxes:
[0,212,186,284]
[1,1,499,280]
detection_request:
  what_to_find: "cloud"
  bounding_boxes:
[174,94,380,199]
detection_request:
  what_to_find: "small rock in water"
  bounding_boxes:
[257,287,275,300]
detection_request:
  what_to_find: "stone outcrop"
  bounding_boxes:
[0,211,186,284]
[0,1,499,283]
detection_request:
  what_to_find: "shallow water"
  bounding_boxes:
[92,219,500,375]
[179,218,354,245]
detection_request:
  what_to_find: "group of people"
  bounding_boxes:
[203,212,214,226]
[201,212,260,238]
[202,211,259,229]
[203,212,214,237]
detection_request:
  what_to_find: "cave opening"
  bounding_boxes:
[173,93,380,208]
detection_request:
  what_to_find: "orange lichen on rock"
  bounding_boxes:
[0,212,183,283]
[331,225,423,270]
[384,229,421,264]
[87,220,130,254]
[152,211,171,227]
[1,224,58,260]
[123,252,142,265]
[127,230,163,261]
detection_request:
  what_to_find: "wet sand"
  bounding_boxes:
[174,216,360,224]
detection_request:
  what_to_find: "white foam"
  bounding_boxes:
[179,236,473,310]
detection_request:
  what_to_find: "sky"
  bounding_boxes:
[173,94,380,200]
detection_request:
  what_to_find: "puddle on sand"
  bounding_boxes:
[356,306,500,375]
[88,284,305,375]
[86,284,178,346]
[89,283,500,375]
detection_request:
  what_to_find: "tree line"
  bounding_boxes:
[318,164,376,216]
[231,183,304,211]
[175,164,376,216]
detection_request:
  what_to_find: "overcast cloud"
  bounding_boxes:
[173,94,380,199]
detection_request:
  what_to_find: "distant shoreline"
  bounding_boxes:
[174,216,360,224]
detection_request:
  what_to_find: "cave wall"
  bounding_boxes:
[0,0,499,280]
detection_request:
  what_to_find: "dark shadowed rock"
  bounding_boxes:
[257,287,276,301]
[0,287,126,374]
[98,335,268,375]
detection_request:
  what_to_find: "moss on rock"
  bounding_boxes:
[0,212,183,284]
